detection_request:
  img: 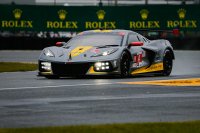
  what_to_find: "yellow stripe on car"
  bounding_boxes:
[93,30,112,32]
[131,62,163,75]
[70,46,93,57]
[41,71,53,75]
[87,66,108,74]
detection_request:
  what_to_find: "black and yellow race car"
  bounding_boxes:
[38,29,175,78]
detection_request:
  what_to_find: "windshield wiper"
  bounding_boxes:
[96,45,119,48]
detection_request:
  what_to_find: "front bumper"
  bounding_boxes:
[38,60,119,76]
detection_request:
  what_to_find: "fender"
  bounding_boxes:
[142,46,158,67]
[123,48,133,61]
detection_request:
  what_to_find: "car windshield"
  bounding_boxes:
[65,33,123,47]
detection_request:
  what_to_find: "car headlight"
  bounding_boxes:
[41,62,52,71]
[43,49,55,57]
[92,48,118,57]
[94,61,112,72]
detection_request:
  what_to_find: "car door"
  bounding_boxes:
[127,33,149,71]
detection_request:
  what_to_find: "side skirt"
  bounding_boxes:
[131,62,163,75]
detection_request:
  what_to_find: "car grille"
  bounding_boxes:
[51,62,92,75]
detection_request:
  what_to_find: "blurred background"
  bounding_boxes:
[0,0,200,50]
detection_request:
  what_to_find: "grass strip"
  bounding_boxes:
[0,62,37,72]
[0,121,200,133]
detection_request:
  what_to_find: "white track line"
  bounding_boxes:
[0,83,115,91]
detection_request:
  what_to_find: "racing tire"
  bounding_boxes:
[45,75,60,79]
[161,50,173,76]
[120,51,130,78]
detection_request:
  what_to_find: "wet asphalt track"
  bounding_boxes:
[0,50,200,128]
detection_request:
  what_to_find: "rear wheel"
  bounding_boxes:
[120,52,130,78]
[161,50,173,76]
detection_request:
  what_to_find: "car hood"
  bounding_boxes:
[39,45,121,62]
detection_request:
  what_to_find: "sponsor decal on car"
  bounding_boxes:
[133,52,143,67]
[131,62,163,74]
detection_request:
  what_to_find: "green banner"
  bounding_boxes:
[0,5,199,31]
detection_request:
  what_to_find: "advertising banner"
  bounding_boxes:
[0,5,199,31]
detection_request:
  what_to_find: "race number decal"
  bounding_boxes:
[134,52,143,63]
[133,52,144,67]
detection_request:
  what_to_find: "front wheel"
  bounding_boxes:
[120,52,130,78]
[161,50,173,76]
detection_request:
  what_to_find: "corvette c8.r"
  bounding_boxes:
[38,29,174,79]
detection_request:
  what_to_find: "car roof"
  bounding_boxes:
[79,29,137,35]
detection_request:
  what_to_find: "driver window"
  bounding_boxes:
[128,34,139,44]
[138,35,147,44]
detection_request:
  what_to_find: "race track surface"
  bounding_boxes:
[0,50,200,128]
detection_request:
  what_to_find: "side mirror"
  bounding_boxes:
[56,42,65,47]
[129,42,144,47]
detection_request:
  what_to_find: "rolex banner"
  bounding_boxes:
[0,5,199,32]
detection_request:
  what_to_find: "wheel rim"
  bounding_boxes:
[164,55,172,75]
[121,57,130,77]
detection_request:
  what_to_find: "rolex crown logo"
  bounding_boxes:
[140,9,149,20]
[58,10,67,20]
[13,9,22,19]
[96,10,106,20]
[177,9,186,19]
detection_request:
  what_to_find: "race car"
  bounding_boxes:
[38,29,175,79]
